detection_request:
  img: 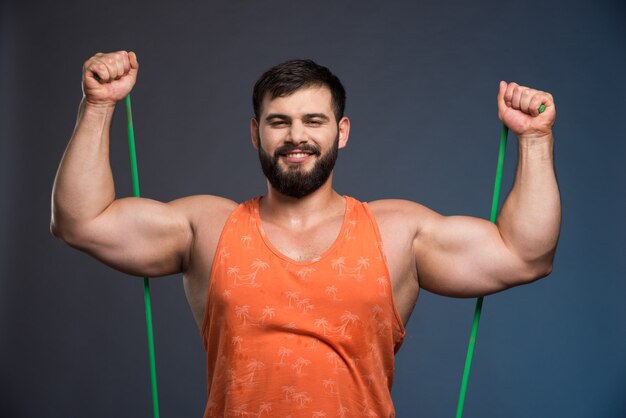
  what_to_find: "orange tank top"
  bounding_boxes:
[201,196,405,417]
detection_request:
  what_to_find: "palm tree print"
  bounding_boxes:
[228,259,269,287]
[260,306,276,324]
[237,359,264,385]
[370,304,384,319]
[257,402,272,416]
[326,352,346,373]
[358,400,376,417]
[376,319,392,336]
[217,247,230,264]
[281,385,296,401]
[290,357,311,375]
[291,392,312,408]
[342,219,358,241]
[376,276,388,295]
[322,379,336,394]
[285,291,300,308]
[235,305,251,326]
[330,256,370,280]
[330,257,345,271]
[296,298,314,314]
[333,311,360,338]
[337,405,350,417]
[234,305,277,327]
[314,318,329,336]
[231,335,243,350]
[295,267,316,282]
[230,403,249,417]
[325,285,341,301]
[240,235,253,249]
[276,346,293,365]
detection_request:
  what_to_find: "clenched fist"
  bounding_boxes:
[82,51,139,106]
[497,81,556,139]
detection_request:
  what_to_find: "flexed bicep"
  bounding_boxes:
[62,196,193,278]
[413,213,543,298]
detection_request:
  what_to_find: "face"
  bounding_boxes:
[251,86,350,198]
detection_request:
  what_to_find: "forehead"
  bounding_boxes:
[260,85,334,119]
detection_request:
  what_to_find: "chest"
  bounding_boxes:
[261,215,344,262]
[208,215,400,341]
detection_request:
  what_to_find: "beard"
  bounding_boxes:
[258,134,339,199]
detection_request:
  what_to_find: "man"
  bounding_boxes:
[51,51,560,417]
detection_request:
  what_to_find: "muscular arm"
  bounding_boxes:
[414,81,561,297]
[51,51,232,277]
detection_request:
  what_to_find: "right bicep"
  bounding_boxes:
[70,197,193,277]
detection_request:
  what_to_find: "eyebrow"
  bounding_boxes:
[264,113,330,122]
[265,113,290,122]
[303,113,330,121]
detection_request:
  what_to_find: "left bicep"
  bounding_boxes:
[414,213,536,297]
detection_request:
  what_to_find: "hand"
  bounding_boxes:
[82,51,139,107]
[497,81,556,139]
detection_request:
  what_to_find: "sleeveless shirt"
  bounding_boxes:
[201,196,406,417]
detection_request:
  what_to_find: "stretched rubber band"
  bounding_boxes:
[455,104,545,417]
[125,95,161,418]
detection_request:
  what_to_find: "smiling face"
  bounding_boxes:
[251,85,350,198]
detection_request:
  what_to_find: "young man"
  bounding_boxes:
[51,51,560,417]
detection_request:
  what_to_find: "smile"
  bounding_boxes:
[283,152,312,158]
[280,152,315,164]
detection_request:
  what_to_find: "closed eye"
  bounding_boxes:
[303,113,330,126]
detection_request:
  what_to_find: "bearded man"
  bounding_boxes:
[51,51,560,417]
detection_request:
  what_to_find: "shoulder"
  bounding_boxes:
[170,194,239,212]
[366,199,441,236]
[171,195,239,272]
[167,195,239,230]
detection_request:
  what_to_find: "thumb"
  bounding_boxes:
[497,80,507,104]
[128,51,139,75]
[497,80,508,118]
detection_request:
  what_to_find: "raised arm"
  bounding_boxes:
[414,81,561,297]
[51,51,195,277]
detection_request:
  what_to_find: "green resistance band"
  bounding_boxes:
[455,104,546,418]
[125,95,161,418]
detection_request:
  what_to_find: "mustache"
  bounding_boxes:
[274,143,321,158]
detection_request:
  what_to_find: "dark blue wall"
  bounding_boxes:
[1,0,624,416]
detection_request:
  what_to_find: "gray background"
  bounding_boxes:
[1,0,625,417]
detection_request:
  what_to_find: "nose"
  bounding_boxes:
[287,120,307,144]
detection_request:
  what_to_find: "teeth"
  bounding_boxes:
[285,153,310,158]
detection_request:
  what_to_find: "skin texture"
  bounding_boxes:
[51,51,560,328]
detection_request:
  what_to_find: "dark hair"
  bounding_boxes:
[252,59,346,122]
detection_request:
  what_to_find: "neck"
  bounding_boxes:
[260,175,345,227]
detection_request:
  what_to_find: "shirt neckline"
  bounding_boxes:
[251,195,351,266]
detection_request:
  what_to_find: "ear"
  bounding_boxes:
[337,116,350,149]
[250,117,260,150]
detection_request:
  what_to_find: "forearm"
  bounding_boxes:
[497,133,561,272]
[51,99,117,236]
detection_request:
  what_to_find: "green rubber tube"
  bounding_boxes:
[455,104,545,417]
[125,95,161,418]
